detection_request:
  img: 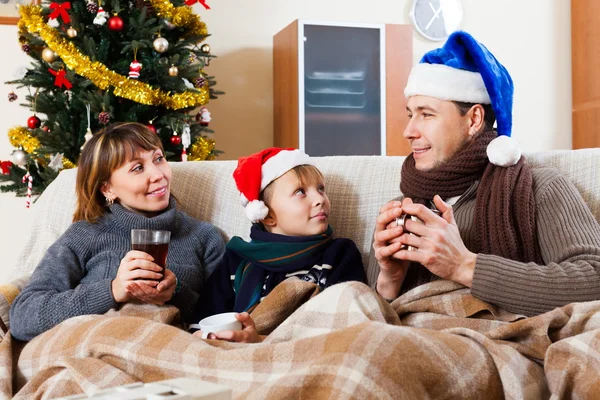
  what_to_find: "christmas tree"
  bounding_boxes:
[1,0,222,197]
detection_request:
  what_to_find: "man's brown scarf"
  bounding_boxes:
[399,130,543,292]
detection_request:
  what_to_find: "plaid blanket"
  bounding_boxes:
[1,279,600,399]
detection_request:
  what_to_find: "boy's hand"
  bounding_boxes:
[192,312,264,343]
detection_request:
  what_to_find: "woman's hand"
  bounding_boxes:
[126,269,177,305]
[111,250,165,303]
[396,195,476,287]
[374,199,413,300]
[192,312,264,343]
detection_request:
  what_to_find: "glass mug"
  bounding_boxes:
[131,229,171,281]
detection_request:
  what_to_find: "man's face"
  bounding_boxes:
[404,96,473,171]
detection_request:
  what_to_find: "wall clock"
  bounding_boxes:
[410,0,464,41]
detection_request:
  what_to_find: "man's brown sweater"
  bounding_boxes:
[369,167,600,316]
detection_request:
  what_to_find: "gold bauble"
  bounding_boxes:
[66,27,78,38]
[41,47,57,63]
[168,65,179,76]
[153,37,169,53]
[200,43,210,54]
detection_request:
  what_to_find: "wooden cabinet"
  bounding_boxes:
[572,0,600,148]
[273,20,413,156]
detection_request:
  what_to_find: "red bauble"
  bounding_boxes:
[145,123,157,134]
[108,16,124,31]
[27,115,41,129]
[170,135,181,145]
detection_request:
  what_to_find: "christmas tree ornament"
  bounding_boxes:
[129,59,142,78]
[196,106,211,126]
[145,122,157,134]
[48,1,71,24]
[108,15,124,31]
[81,104,94,149]
[163,19,175,30]
[42,126,50,132]
[181,123,191,162]
[12,149,27,166]
[168,65,179,76]
[48,68,73,89]
[170,131,181,145]
[194,75,206,88]
[66,26,77,38]
[200,43,210,54]
[22,172,33,208]
[98,110,110,124]
[86,0,98,14]
[27,115,41,129]
[8,92,18,102]
[42,47,57,63]
[184,0,211,10]
[93,7,108,25]
[47,18,60,28]
[48,153,64,171]
[153,36,169,53]
[0,160,13,175]
[21,43,31,53]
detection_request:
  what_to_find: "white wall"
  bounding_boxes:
[0,0,571,282]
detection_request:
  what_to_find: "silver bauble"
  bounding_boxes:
[12,150,27,166]
[67,27,78,38]
[153,37,169,53]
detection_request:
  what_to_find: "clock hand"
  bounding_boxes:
[425,2,442,30]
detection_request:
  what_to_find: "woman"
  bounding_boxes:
[10,122,225,341]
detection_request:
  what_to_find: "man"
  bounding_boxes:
[371,31,600,316]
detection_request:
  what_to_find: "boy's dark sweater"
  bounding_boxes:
[193,227,366,322]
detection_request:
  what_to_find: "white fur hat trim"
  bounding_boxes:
[260,149,314,192]
[245,199,269,223]
[404,63,491,104]
[487,135,521,167]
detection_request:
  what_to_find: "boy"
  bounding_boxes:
[193,147,366,342]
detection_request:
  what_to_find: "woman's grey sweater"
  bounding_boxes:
[10,198,225,341]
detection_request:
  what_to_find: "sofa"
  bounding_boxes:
[0,149,599,398]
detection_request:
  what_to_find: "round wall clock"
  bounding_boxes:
[410,0,464,41]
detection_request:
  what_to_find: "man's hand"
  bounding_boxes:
[374,199,413,300]
[396,195,476,287]
[192,312,264,343]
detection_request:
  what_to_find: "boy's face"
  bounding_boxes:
[262,169,330,237]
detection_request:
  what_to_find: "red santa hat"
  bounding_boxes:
[233,147,314,222]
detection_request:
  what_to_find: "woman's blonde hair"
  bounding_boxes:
[73,122,164,223]
[260,164,324,206]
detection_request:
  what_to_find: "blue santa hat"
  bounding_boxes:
[404,31,520,167]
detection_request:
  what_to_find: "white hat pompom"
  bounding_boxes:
[486,135,521,167]
[245,200,269,223]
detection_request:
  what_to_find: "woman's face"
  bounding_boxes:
[102,148,172,216]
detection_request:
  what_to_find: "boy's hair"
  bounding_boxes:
[260,164,324,207]
[73,122,164,223]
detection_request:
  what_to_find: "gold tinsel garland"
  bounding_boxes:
[18,5,209,110]
[8,126,40,154]
[146,0,208,37]
[61,157,76,169]
[188,137,216,161]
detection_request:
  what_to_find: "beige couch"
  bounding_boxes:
[1,149,600,333]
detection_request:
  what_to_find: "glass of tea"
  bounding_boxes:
[131,229,171,281]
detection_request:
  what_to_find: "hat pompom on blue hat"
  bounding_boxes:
[404,31,520,167]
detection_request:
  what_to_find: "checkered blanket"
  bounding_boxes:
[1,279,600,399]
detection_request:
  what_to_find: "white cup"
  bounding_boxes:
[189,312,243,339]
